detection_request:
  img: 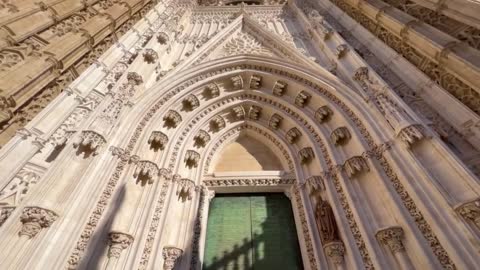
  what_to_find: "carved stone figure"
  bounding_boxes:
[315,197,340,244]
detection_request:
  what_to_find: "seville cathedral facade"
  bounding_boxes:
[1,0,480,269]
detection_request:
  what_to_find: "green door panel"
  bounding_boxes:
[203,194,303,270]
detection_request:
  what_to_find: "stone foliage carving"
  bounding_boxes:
[248,105,261,120]
[19,206,58,238]
[343,156,369,177]
[175,178,196,200]
[143,49,158,64]
[210,115,226,131]
[163,110,182,128]
[162,246,183,270]
[72,130,107,156]
[231,75,244,90]
[299,147,315,164]
[376,226,405,253]
[295,91,311,107]
[315,105,333,123]
[323,241,345,265]
[330,127,351,146]
[286,127,302,144]
[133,161,159,184]
[148,131,168,150]
[194,130,211,147]
[456,199,480,229]
[185,150,200,168]
[203,178,295,187]
[108,232,134,258]
[249,74,262,89]
[204,83,220,99]
[183,94,200,111]
[272,80,287,96]
[269,113,283,129]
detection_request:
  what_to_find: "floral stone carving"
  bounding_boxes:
[19,206,58,238]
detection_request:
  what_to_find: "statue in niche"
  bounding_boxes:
[315,195,340,244]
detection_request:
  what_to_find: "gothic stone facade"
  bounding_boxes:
[0,0,480,269]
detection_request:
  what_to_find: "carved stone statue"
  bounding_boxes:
[315,196,340,244]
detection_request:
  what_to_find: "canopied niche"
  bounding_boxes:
[213,134,284,172]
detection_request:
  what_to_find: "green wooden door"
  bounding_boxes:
[203,194,303,270]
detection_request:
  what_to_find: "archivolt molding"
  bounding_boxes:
[67,57,455,269]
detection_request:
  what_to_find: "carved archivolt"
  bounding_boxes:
[184,150,201,168]
[203,83,221,99]
[269,113,283,129]
[72,130,106,157]
[295,91,311,107]
[249,74,262,89]
[286,127,302,144]
[209,115,226,131]
[230,75,244,90]
[315,105,333,123]
[175,178,196,200]
[272,80,287,96]
[248,105,262,120]
[67,60,454,269]
[133,160,159,184]
[148,131,168,150]
[183,94,200,111]
[163,110,182,128]
[194,130,211,147]
[330,127,351,146]
[299,147,315,164]
[343,156,369,177]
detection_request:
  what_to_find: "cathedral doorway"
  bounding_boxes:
[203,193,303,270]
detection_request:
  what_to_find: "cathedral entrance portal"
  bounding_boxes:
[203,193,303,270]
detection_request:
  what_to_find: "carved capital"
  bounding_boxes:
[107,232,134,258]
[456,199,480,229]
[323,241,345,265]
[19,206,58,238]
[376,226,405,253]
[162,246,183,270]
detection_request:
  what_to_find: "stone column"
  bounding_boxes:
[162,246,183,270]
[376,226,413,270]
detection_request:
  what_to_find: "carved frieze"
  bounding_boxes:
[203,178,295,187]
[185,150,200,168]
[272,80,287,96]
[163,110,182,128]
[107,232,134,258]
[162,246,183,270]
[183,94,200,111]
[330,127,351,146]
[344,156,369,177]
[72,130,106,156]
[269,113,283,129]
[295,91,311,107]
[148,131,168,151]
[315,106,333,123]
[19,206,58,238]
[286,127,302,144]
[133,160,159,184]
[299,147,315,164]
[376,226,405,253]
